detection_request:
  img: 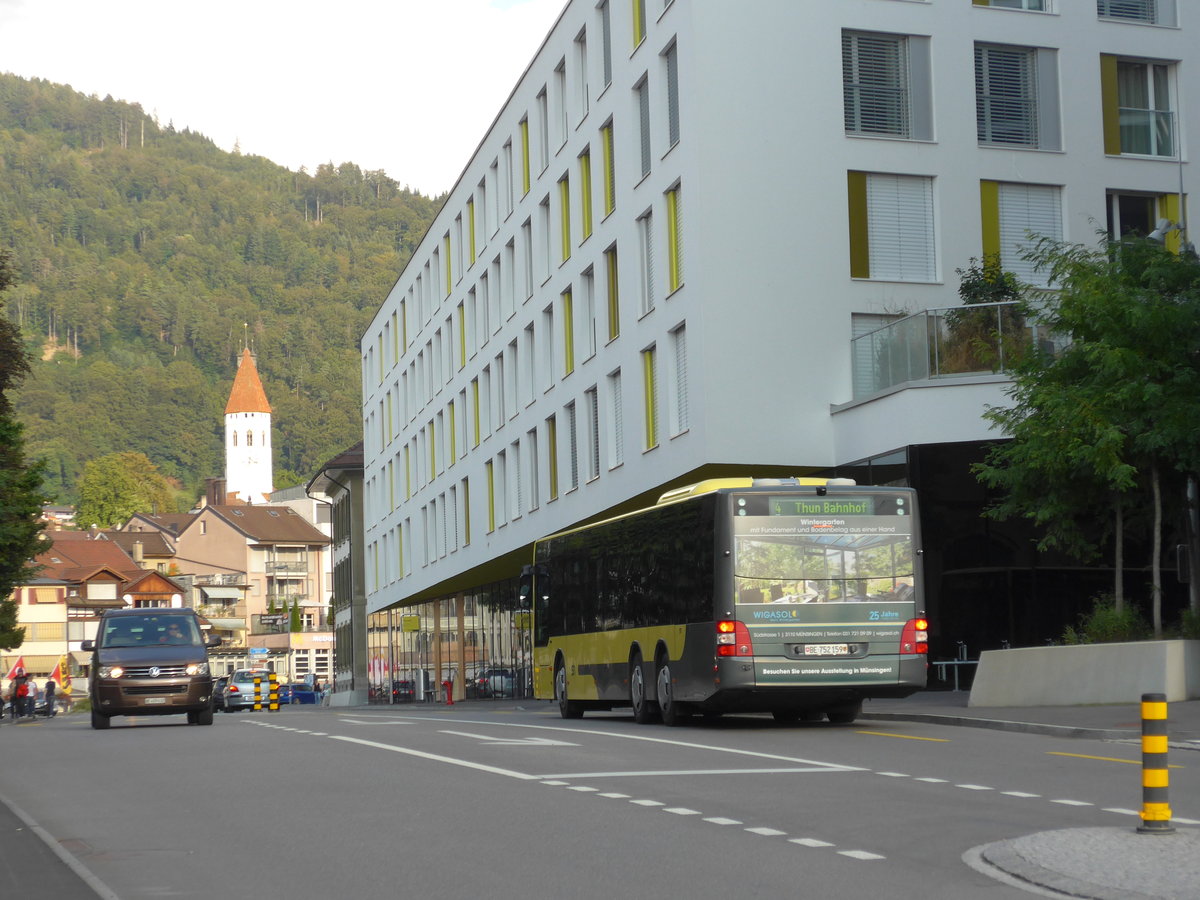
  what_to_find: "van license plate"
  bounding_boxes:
[804,644,849,656]
[144,697,167,704]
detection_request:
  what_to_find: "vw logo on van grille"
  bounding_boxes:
[149,666,161,678]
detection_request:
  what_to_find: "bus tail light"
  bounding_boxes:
[716,620,753,657]
[900,618,929,656]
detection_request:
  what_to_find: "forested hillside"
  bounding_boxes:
[0,73,439,505]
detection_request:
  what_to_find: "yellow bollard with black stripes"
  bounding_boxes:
[1137,692,1174,835]
[268,672,279,712]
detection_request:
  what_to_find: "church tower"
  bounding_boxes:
[224,348,274,504]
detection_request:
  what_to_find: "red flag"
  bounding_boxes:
[4,655,26,681]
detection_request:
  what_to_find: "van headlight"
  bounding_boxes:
[98,666,124,679]
[185,663,210,676]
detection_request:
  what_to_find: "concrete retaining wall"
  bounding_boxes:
[969,640,1200,707]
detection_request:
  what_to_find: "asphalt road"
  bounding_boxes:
[2,704,1195,899]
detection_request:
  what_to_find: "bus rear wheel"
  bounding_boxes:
[827,701,862,724]
[656,661,689,726]
[630,652,658,724]
[555,663,584,719]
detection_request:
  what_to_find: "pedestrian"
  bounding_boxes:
[25,677,39,718]
[11,671,28,719]
[43,679,57,717]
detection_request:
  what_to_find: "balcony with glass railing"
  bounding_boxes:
[851,301,1064,401]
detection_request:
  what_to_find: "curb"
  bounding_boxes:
[859,711,1137,741]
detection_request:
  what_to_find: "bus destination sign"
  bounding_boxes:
[770,497,876,517]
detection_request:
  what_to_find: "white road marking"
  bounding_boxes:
[1051,799,1093,807]
[704,817,743,826]
[536,766,849,779]
[440,729,577,747]
[326,734,539,780]
[568,786,599,792]
[598,792,630,799]
[630,799,665,807]
[956,784,994,791]
[746,827,787,837]
[839,850,885,860]
[664,807,701,816]
[1001,791,1040,798]
[790,838,834,847]
[1104,808,1139,815]
[915,777,948,783]
[877,771,909,778]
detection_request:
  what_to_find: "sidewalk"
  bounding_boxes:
[861,688,1200,747]
[862,689,1200,899]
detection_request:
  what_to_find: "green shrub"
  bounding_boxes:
[1182,609,1200,641]
[1062,595,1151,644]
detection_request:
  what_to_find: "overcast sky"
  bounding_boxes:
[0,0,566,196]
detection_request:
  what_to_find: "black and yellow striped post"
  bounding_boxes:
[268,672,279,712]
[253,675,263,711]
[1137,692,1174,835]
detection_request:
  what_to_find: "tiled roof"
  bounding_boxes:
[208,506,329,544]
[224,348,272,415]
[34,539,143,582]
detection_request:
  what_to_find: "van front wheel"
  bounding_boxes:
[91,709,110,730]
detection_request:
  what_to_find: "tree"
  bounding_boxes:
[0,249,47,650]
[75,451,174,528]
[290,598,302,633]
[975,236,1200,637]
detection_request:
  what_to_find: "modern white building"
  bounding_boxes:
[359,0,1194,668]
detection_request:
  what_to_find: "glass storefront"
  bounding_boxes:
[366,576,531,704]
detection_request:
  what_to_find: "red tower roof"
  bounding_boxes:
[225,349,272,415]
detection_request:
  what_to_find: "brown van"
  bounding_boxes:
[82,608,222,729]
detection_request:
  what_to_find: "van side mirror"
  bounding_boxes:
[81,640,95,652]
[206,634,223,648]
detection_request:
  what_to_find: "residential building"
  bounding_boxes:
[1,535,181,682]
[357,0,1195,680]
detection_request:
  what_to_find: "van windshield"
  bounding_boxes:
[100,615,203,648]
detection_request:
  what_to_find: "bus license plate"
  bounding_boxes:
[804,644,849,656]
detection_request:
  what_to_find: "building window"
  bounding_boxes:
[1107,190,1182,246]
[980,180,1063,288]
[664,41,680,147]
[1102,57,1176,157]
[665,186,682,293]
[979,0,1047,9]
[559,175,572,263]
[642,345,658,451]
[975,44,1041,148]
[579,149,593,241]
[585,386,601,480]
[575,29,589,119]
[636,78,651,179]
[1098,0,1172,25]
[669,323,689,435]
[562,288,575,376]
[847,171,936,282]
[607,369,624,467]
[601,122,616,216]
[632,0,645,48]
[600,1,613,87]
[519,118,531,196]
[637,211,655,315]
[605,245,620,340]
[485,460,496,533]
[842,31,932,141]
[565,402,579,491]
[546,414,559,500]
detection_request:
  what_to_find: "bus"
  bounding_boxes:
[527,477,927,725]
